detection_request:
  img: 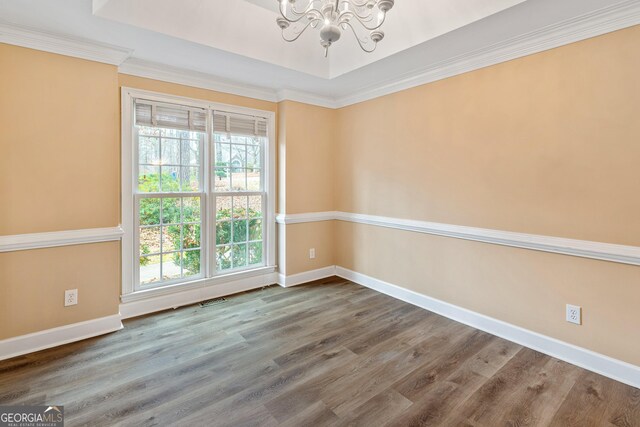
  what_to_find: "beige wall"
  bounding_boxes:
[277,101,337,274]
[277,100,336,214]
[1,43,120,235]
[0,242,120,340]
[333,26,640,365]
[335,25,640,246]
[0,44,122,339]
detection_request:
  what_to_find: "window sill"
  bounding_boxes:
[120,265,277,304]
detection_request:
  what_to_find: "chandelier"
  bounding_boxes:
[276,0,395,57]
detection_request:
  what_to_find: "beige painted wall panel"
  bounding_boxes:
[278,101,336,214]
[285,221,335,275]
[335,25,640,246]
[0,242,120,339]
[335,221,640,366]
[0,44,120,235]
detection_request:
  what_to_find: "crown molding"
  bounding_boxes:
[335,0,640,107]
[0,21,132,65]
[276,89,339,109]
[118,58,280,103]
[118,58,338,108]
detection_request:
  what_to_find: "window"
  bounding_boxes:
[213,113,267,273]
[123,91,275,294]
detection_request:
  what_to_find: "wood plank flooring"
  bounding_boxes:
[1,277,638,426]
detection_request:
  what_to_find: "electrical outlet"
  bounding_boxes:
[566,304,581,325]
[309,248,316,259]
[65,289,78,307]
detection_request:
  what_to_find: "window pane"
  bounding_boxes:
[162,198,180,224]
[181,166,200,192]
[183,224,200,249]
[233,220,248,243]
[216,197,232,220]
[215,132,230,143]
[162,225,180,252]
[232,135,251,145]
[140,227,160,255]
[215,168,230,191]
[216,245,232,271]
[162,253,182,281]
[139,136,159,164]
[231,145,246,169]
[247,145,260,169]
[249,219,262,241]
[247,169,261,191]
[216,221,231,245]
[183,197,201,223]
[161,138,180,165]
[231,170,247,191]
[249,242,262,265]
[139,126,161,137]
[161,166,180,192]
[248,196,262,218]
[183,250,201,277]
[181,140,200,166]
[140,198,160,226]
[232,243,247,268]
[139,165,160,192]
[136,123,205,288]
[216,143,231,166]
[233,196,248,219]
[140,255,161,285]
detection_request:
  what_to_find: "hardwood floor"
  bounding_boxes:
[1,277,638,426]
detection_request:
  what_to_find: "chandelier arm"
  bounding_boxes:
[338,11,386,31]
[279,1,324,23]
[289,1,324,19]
[281,18,323,42]
[338,0,374,8]
[343,21,377,53]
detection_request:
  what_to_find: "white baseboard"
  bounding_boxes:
[120,272,278,319]
[277,266,337,288]
[335,266,640,390]
[0,314,123,361]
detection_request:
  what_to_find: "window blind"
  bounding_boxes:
[213,112,268,137]
[135,99,206,132]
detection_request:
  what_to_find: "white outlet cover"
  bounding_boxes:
[309,248,316,259]
[566,304,581,325]
[65,289,78,307]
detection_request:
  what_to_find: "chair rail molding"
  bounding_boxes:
[275,211,640,266]
[0,226,124,252]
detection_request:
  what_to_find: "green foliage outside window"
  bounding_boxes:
[138,173,201,275]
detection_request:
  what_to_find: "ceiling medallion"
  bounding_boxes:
[276,0,395,57]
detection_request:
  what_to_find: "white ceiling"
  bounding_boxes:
[0,0,637,103]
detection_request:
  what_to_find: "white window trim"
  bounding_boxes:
[121,87,276,299]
